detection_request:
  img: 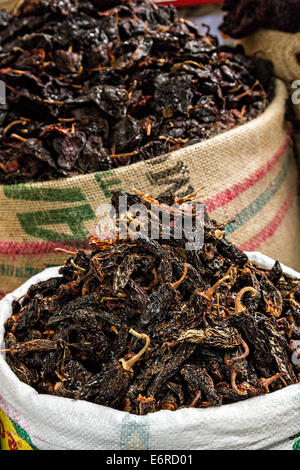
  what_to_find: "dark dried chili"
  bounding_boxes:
[221,0,300,38]
[3,189,300,414]
[0,0,270,184]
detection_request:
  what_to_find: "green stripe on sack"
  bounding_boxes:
[17,204,95,242]
[9,418,38,450]
[0,264,40,278]
[4,184,86,202]
[293,440,300,450]
[225,153,292,236]
[94,170,122,198]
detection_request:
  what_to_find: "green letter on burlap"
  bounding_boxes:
[17,205,95,242]
[4,185,86,202]
[94,170,122,198]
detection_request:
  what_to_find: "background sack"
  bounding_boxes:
[241,30,300,166]
[0,0,16,10]
[0,251,299,450]
[0,80,299,296]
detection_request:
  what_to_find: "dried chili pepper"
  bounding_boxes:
[3,189,300,414]
[0,0,270,184]
[221,0,300,38]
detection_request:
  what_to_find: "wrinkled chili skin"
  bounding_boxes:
[0,0,270,184]
[4,190,300,414]
[221,0,300,38]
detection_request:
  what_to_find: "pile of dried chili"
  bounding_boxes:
[0,0,270,184]
[3,190,300,414]
[220,0,300,38]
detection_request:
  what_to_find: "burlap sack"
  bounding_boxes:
[0,79,299,295]
[0,0,18,11]
[241,30,300,165]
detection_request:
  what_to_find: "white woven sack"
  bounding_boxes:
[0,252,300,450]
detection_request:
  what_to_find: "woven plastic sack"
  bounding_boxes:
[0,79,299,296]
[241,30,300,165]
[0,251,299,450]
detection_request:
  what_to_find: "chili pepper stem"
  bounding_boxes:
[260,373,284,392]
[120,329,150,373]
[11,133,27,142]
[231,369,248,396]
[54,248,77,256]
[171,263,188,289]
[200,274,231,302]
[227,337,250,364]
[289,292,300,309]
[234,287,257,314]
[70,259,86,272]
[175,186,205,204]
[4,120,27,134]
[190,390,201,407]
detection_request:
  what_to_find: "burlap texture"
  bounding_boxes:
[0,0,19,11]
[241,30,300,164]
[0,79,299,294]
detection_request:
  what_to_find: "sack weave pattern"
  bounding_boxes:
[241,30,300,165]
[0,80,299,294]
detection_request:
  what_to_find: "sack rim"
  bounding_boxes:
[0,250,299,418]
[1,251,299,449]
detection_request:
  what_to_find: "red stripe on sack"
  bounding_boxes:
[0,135,291,258]
[0,240,90,257]
[204,135,290,213]
[238,183,298,252]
